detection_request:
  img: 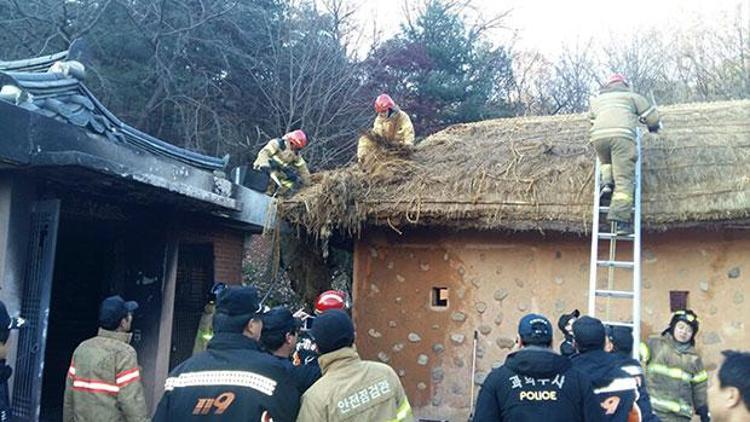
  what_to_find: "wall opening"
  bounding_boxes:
[431,287,449,308]
[669,290,689,312]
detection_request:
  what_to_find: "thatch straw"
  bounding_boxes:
[279,100,750,235]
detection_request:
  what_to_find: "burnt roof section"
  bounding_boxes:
[0,45,227,171]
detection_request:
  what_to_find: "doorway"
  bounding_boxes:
[39,216,114,421]
[169,243,214,370]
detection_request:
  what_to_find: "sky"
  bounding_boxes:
[346,0,749,57]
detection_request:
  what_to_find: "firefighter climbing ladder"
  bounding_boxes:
[587,128,642,360]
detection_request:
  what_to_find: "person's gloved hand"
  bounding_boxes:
[648,124,661,134]
[253,162,270,172]
[696,405,710,422]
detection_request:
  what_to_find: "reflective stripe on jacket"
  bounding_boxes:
[63,329,149,422]
[252,138,311,186]
[296,347,414,422]
[641,335,708,419]
[589,82,660,142]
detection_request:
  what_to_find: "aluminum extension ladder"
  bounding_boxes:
[587,128,642,360]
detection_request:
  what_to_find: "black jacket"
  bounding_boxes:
[612,353,660,422]
[0,361,11,422]
[571,350,639,422]
[474,347,600,422]
[272,354,321,393]
[153,332,301,422]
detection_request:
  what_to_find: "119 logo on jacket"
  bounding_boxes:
[192,392,236,415]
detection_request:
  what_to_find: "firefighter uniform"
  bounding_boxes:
[296,347,413,422]
[63,329,149,422]
[357,108,415,162]
[474,347,600,421]
[589,80,660,223]
[571,349,640,422]
[641,334,708,421]
[252,137,311,193]
[192,302,215,355]
[154,286,301,422]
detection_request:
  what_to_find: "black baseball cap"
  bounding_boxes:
[262,306,300,335]
[213,285,264,333]
[99,295,138,330]
[310,309,355,355]
[518,313,553,343]
[573,316,606,352]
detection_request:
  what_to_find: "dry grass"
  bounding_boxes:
[280,100,750,235]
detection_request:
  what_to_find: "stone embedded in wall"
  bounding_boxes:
[432,343,445,354]
[476,345,485,359]
[368,328,382,338]
[417,354,429,366]
[457,266,466,276]
[398,369,406,377]
[451,312,467,322]
[451,333,465,344]
[474,371,487,385]
[377,352,390,363]
[700,281,710,292]
[393,343,405,353]
[387,261,394,270]
[471,278,481,288]
[395,297,403,304]
[396,274,405,283]
[453,356,465,367]
[494,288,509,302]
[476,302,488,314]
[389,320,397,328]
[478,325,492,336]
[496,337,515,349]
[518,301,529,312]
[733,291,744,305]
[515,278,524,288]
[369,247,379,258]
[420,262,430,272]
[417,382,427,391]
[554,276,564,286]
[443,253,449,261]
[370,284,381,294]
[432,324,440,330]
[728,267,741,279]
[494,313,504,325]
[702,331,722,345]
[451,383,465,395]
[408,332,422,343]
[457,287,466,299]
[431,367,445,382]
[555,299,566,314]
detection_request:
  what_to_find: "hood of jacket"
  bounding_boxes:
[505,346,571,378]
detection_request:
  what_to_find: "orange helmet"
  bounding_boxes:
[374,94,396,113]
[284,130,307,149]
[314,290,349,315]
[607,73,628,86]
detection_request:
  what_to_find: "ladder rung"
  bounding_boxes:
[596,260,635,269]
[598,233,635,240]
[602,321,635,328]
[595,290,635,299]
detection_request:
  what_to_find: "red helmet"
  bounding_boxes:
[607,73,628,86]
[314,290,349,315]
[374,94,395,113]
[284,130,307,149]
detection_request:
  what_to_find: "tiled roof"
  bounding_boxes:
[0,45,227,171]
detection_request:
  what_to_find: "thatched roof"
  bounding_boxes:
[279,100,750,235]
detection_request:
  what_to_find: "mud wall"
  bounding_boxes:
[352,228,750,421]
